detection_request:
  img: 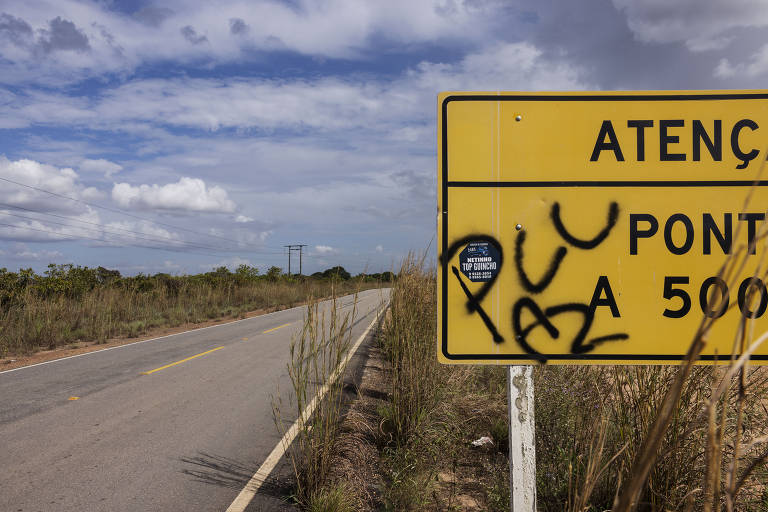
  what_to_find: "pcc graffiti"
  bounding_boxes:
[441,201,629,362]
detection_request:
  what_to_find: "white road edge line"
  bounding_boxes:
[225,301,388,512]
[0,290,379,376]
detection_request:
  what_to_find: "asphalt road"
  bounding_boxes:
[0,288,388,512]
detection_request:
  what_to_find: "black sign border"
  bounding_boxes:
[440,92,768,362]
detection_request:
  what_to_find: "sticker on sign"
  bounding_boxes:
[437,90,768,365]
[459,241,500,282]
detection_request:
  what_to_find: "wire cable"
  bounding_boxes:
[0,210,234,252]
[0,202,230,251]
[0,204,283,254]
[0,175,285,251]
[0,221,226,258]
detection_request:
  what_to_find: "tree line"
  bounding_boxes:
[0,263,394,309]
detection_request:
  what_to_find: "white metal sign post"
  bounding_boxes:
[507,365,536,511]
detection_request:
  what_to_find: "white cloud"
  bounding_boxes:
[80,187,105,200]
[0,213,93,243]
[0,161,211,249]
[2,243,63,261]
[409,42,589,92]
[612,0,768,52]
[0,156,95,215]
[0,4,595,275]
[229,228,273,246]
[93,77,381,132]
[715,44,768,77]
[79,158,123,177]
[0,0,506,84]
[0,205,188,249]
[0,38,587,273]
[111,177,237,213]
[0,42,587,136]
[315,245,336,254]
[101,220,184,249]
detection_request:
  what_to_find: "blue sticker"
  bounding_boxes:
[459,241,500,282]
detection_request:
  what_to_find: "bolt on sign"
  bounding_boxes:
[437,90,768,365]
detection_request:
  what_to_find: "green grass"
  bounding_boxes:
[306,482,358,512]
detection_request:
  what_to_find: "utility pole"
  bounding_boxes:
[285,245,290,275]
[283,244,307,275]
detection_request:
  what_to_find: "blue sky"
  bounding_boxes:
[1,0,768,275]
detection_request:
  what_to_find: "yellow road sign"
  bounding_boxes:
[438,90,768,364]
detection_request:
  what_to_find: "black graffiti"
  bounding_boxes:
[590,333,631,345]
[441,234,503,313]
[513,300,630,360]
[442,200,630,358]
[452,266,504,343]
[514,230,567,294]
[512,297,555,356]
[511,200,628,356]
[551,201,619,249]
[513,199,628,355]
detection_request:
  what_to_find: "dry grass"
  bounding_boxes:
[378,254,443,448]
[372,254,512,511]
[324,344,390,511]
[535,364,768,511]
[376,258,768,511]
[0,267,377,356]
[537,205,768,510]
[278,246,768,511]
[272,288,365,509]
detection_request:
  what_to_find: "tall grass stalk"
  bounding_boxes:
[272,289,360,509]
[537,352,768,509]
[378,254,441,447]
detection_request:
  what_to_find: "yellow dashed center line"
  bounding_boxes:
[68,396,79,401]
[262,323,292,334]
[141,346,224,375]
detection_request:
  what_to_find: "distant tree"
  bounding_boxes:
[96,266,121,283]
[235,264,259,280]
[321,266,350,280]
[265,266,283,280]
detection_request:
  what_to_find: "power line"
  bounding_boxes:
[0,210,241,253]
[0,203,283,255]
[0,221,230,258]
[0,175,284,251]
[0,201,214,248]
[0,208,245,253]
